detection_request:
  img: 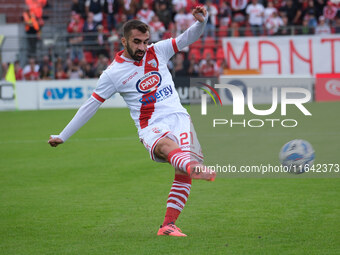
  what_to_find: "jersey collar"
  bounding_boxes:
[115,50,143,66]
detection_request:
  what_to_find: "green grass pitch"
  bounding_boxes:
[0,102,339,255]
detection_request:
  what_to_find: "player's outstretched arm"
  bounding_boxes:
[48,97,102,147]
[175,6,208,51]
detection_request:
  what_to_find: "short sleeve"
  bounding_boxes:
[93,71,117,102]
[153,38,179,61]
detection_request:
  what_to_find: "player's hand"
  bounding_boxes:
[192,6,207,23]
[48,136,64,147]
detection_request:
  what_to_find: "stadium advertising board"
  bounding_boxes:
[38,80,126,109]
[0,81,38,111]
[315,74,340,102]
[0,80,126,111]
[222,35,340,75]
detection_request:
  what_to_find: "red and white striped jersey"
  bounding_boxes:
[92,38,188,132]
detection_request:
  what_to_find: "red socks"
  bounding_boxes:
[162,174,192,226]
[167,148,198,174]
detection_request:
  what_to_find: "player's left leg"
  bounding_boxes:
[154,137,216,181]
[157,168,191,236]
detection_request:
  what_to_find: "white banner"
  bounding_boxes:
[219,75,314,104]
[222,35,340,75]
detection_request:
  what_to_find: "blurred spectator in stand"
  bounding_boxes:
[55,60,69,79]
[231,0,248,24]
[315,15,331,34]
[230,21,240,36]
[266,11,283,35]
[315,0,327,18]
[306,10,318,28]
[83,62,96,78]
[204,0,218,38]
[174,8,189,35]
[40,64,52,80]
[173,0,187,12]
[23,8,40,58]
[25,0,46,27]
[72,0,86,19]
[83,12,98,54]
[149,15,166,43]
[278,15,290,35]
[185,0,199,13]
[301,0,317,24]
[323,1,338,25]
[39,55,52,79]
[155,1,173,29]
[246,0,264,36]
[23,58,39,80]
[40,55,52,70]
[95,25,109,57]
[279,0,301,25]
[14,61,23,81]
[68,60,84,79]
[85,0,104,24]
[94,55,109,77]
[122,0,139,20]
[219,1,232,26]
[296,16,314,34]
[199,53,218,77]
[115,13,128,34]
[187,56,199,77]
[217,59,227,75]
[104,0,120,32]
[335,16,340,33]
[137,2,155,25]
[67,12,84,61]
[264,1,277,23]
[173,53,189,76]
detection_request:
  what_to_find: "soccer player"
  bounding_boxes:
[48,6,216,237]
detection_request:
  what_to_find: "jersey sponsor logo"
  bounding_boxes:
[139,85,173,105]
[43,87,83,100]
[136,71,162,94]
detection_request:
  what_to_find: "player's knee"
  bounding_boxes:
[154,137,179,160]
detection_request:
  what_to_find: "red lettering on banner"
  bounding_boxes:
[258,40,281,74]
[321,38,340,74]
[226,41,250,69]
[289,39,313,75]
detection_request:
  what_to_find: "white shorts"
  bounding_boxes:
[139,113,204,163]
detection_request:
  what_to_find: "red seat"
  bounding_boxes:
[84,51,93,63]
[202,48,215,59]
[190,38,203,49]
[189,48,201,61]
[217,26,228,37]
[216,47,224,61]
[204,37,215,49]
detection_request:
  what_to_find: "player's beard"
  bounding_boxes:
[126,42,145,62]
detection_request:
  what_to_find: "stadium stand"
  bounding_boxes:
[0,0,339,80]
